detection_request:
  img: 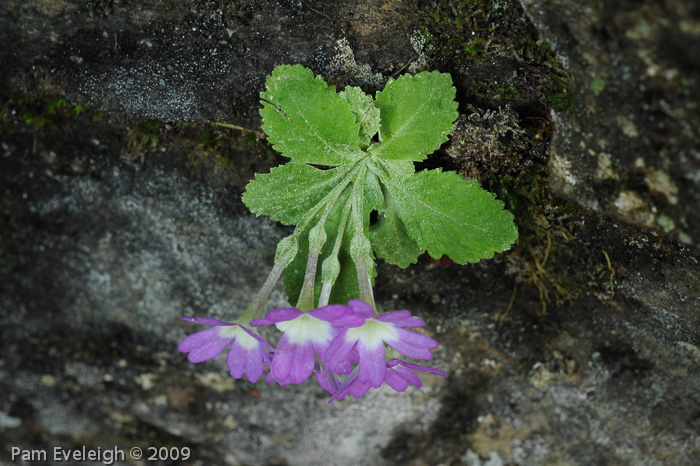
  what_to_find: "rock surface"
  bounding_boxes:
[1,1,699,465]
[520,0,700,249]
[0,0,415,126]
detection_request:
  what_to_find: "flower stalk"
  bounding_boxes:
[296,224,327,311]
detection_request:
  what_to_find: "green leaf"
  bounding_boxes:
[363,169,383,215]
[251,65,516,309]
[382,169,518,264]
[370,71,458,162]
[369,186,423,267]
[339,86,381,149]
[242,163,345,225]
[372,157,415,177]
[260,65,362,166]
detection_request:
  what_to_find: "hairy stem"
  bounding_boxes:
[237,261,286,322]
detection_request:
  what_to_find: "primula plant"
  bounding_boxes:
[179,64,518,401]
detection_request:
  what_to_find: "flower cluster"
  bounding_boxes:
[178,300,446,401]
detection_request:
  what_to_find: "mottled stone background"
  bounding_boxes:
[1,1,699,465]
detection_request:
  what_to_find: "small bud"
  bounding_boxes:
[308,224,328,254]
[350,233,372,267]
[274,235,298,267]
[321,255,340,284]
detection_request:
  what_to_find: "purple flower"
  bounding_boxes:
[250,305,363,385]
[330,359,447,402]
[324,300,439,388]
[178,317,273,383]
[313,361,341,394]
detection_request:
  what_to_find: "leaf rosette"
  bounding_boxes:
[243,64,518,307]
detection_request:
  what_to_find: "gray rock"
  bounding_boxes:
[1,1,700,465]
[0,0,416,126]
[520,0,700,248]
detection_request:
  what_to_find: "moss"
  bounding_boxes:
[125,118,162,158]
[0,94,98,132]
[470,80,521,104]
[548,71,572,111]
[0,92,277,188]
[447,105,531,180]
[591,75,607,96]
[167,121,278,183]
[658,215,675,233]
[414,0,530,67]
[413,2,585,317]
[486,161,599,320]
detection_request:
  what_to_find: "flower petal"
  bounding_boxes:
[328,368,375,401]
[314,362,340,394]
[376,311,425,328]
[395,328,439,348]
[329,357,354,375]
[386,328,438,360]
[289,339,315,383]
[385,367,410,391]
[387,359,447,379]
[357,342,386,387]
[226,341,247,379]
[179,327,228,353]
[244,344,265,383]
[324,329,357,372]
[187,336,232,363]
[347,299,375,319]
[239,325,275,351]
[329,367,359,402]
[393,365,422,387]
[250,307,302,326]
[349,379,372,398]
[270,334,295,381]
[310,304,365,327]
[276,313,335,345]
